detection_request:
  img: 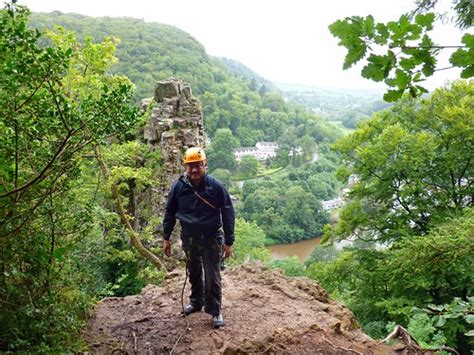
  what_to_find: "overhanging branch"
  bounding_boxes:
[93,145,167,272]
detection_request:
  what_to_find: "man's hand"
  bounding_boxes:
[223,244,232,259]
[163,240,171,257]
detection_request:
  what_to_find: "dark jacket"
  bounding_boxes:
[162,174,235,246]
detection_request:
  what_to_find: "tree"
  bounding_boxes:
[206,128,239,172]
[283,186,327,239]
[297,134,317,162]
[0,3,140,350]
[329,1,473,101]
[238,155,259,178]
[229,218,270,265]
[270,256,306,277]
[329,80,473,243]
[309,207,474,350]
[211,168,232,187]
[0,8,136,240]
[277,127,298,166]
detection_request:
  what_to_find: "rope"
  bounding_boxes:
[169,256,190,355]
[170,245,224,354]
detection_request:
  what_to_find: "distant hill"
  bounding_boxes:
[30,11,218,101]
[274,82,390,129]
[220,57,279,92]
[29,12,341,146]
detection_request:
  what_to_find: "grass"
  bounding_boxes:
[232,166,285,181]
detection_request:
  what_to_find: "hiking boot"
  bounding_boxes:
[182,304,202,316]
[212,313,225,329]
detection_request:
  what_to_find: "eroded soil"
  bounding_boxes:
[84,263,401,354]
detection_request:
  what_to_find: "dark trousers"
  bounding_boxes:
[183,236,223,316]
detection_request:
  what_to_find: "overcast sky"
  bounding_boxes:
[18,0,466,91]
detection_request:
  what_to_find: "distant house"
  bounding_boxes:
[255,141,278,152]
[234,142,279,161]
[322,197,344,211]
[234,141,304,162]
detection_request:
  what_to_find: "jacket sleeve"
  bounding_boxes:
[162,180,179,240]
[219,184,235,246]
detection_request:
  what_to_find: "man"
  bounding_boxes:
[162,147,235,329]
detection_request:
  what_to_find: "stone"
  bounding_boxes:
[138,78,206,246]
[154,79,180,102]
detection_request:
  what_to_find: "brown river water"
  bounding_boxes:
[267,237,321,261]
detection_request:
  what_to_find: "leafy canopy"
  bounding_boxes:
[329,80,473,243]
[0,3,137,351]
[309,207,474,349]
[329,2,473,101]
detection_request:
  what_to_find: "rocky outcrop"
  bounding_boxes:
[138,78,206,239]
[84,263,398,354]
[142,78,205,174]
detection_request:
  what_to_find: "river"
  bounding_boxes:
[267,237,321,261]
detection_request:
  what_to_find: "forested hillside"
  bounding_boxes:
[277,83,391,129]
[29,12,340,147]
[29,11,342,245]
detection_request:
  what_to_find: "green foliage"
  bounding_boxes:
[67,135,162,299]
[0,3,141,351]
[98,228,163,296]
[238,156,259,178]
[426,297,474,334]
[229,218,270,266]
[239,151,337,243]
[329,4,473,101]
[29,11,341,146]
[102,141,157,190]
[85,141,164,296]
[410,297,474,350]
[312,81,473,351]
[207,128,239,172]
[210,168,232,188]
[407,313,448,349]
[269,256,306,277]
[413,0,473,30]
[330,80,473,243]
[450,33,474,79]
[305,244,340,265]
[310,208,474,349]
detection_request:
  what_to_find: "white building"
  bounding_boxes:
[322,197,344,211]
[255,141,279,152]
[234,142,279,161]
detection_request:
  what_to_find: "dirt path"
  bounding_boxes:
[84,263,398,354]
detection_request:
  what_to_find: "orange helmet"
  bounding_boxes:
[183,147,206,164]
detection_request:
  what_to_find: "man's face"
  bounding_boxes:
[185,161,206,185]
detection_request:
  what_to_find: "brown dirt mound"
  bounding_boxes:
[83,263,400,354]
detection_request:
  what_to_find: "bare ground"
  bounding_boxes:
[83,263,410,354]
